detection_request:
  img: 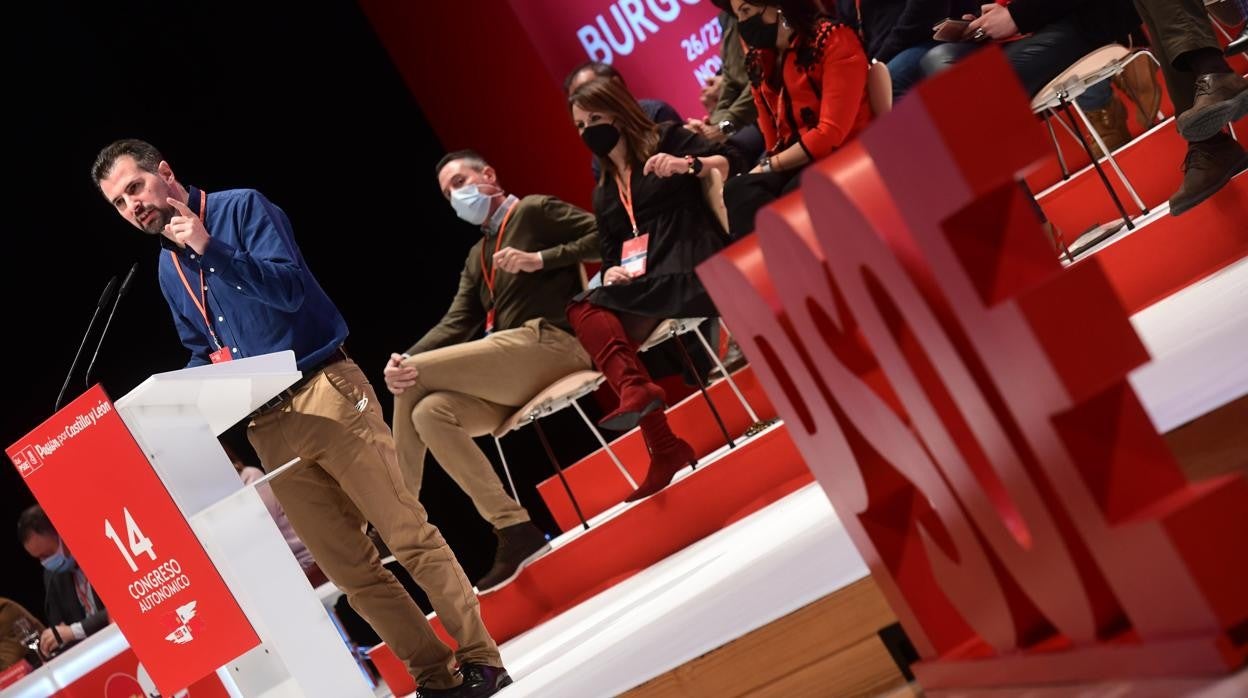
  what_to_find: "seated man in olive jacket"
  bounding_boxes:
[384,149,599,592]
[17,506,109,658]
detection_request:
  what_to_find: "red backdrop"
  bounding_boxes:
[358,0,719,209]
[507,0,721,119]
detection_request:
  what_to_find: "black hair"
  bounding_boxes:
[92,138,164,189]
[563,61,625,94]
[435,149,489,177]
[17,505,55,544]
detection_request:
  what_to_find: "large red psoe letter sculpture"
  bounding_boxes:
[698,48,1248,688]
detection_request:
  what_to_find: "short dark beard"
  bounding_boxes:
[140,206,173,236]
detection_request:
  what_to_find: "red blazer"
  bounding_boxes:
[747,19,871,161]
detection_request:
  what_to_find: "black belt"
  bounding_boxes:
[253,346,349,416]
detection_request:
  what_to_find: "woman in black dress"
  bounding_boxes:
[567,76,745,501]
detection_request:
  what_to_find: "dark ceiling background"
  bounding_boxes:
[1,0,601,621]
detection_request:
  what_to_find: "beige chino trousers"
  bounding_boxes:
[393,319,592,528]
[247,358,499,690]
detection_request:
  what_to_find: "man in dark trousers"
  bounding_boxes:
[1131,0,1248,214]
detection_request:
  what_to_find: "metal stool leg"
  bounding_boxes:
[570,398,638,489]
[672,332,735,450]
[1072,99,1149,214]
[1043,112,1072,179]
[692,324,759,423]
[1059,101,1136,229]
[492,436,521,505]
[532,420,590,530]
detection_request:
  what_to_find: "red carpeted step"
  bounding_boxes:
[1033,113,1248,237]
[367,421,814,683]
[1084,170,1248,313]
[536,366,777,532]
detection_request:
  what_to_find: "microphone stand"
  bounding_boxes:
[84,262,139,388]
[54,275,118,411]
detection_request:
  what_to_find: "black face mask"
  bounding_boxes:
[739,13,779,49]
[581,123,621,158]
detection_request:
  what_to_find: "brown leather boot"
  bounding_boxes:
[1169,132,1248,216]
[1113,56,1162,128]
[1085,97,1132,159]
[1176,73,1248,142]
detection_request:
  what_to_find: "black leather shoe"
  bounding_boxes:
[414,679,467,697]
[1169,133,1248,216]
[475,522,550,592]
[459,663,513,697]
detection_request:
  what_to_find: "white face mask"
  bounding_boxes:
[450,184,494,226]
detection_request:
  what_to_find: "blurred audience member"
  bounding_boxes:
[722,0,872,239]
[0,597,43,669]
[920,1,1142,153]
[688,4,766,163]
[17,506,108,658]
[840,0,977,98]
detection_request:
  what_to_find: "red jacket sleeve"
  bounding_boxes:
[799,27,869,161]
[749,46,780,155]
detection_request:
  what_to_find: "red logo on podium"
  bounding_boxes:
[13,445,41,478]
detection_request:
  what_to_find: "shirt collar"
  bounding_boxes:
[483,194,519,235]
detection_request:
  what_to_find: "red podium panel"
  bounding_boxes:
[7,385,259,695]
[51,644,229,698]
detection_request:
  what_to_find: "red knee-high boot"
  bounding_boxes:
[625,411,697,502]
[568,301,666,431]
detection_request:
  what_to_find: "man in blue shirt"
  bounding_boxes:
[92,139,510,698]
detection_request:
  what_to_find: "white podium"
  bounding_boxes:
[114,351,373,698]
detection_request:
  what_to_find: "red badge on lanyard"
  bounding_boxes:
[481,203,519,334]
[615,171,649,278]
[171,190,232,362]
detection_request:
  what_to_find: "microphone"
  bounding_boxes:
[84,262,139,388]
[54,275,119,412]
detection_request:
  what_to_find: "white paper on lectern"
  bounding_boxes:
[115,350,301,436]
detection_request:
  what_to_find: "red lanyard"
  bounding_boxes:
[481,202,519,301]
[614,170,640,237]
[74,570,95,614]
[170,190,222,349]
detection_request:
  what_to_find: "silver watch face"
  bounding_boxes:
[719,120,736,135]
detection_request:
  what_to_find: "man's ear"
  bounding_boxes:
[157,160,176,183]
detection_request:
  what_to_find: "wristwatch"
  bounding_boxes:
[685,155,704,176]
[718,120,737,136]
[760,155,774,173]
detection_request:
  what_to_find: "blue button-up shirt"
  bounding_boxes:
[157,186,347,371]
